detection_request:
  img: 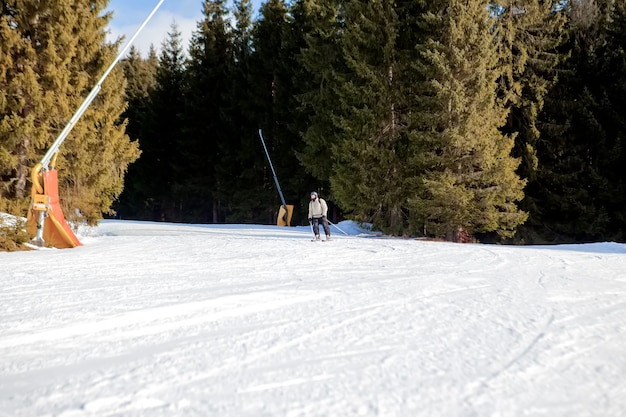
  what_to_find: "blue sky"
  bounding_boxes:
[106,0,265,56]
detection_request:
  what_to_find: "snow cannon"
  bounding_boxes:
[27,155,81,248]
[25,0,165,248]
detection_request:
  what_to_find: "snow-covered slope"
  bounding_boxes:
[1,220,625,416]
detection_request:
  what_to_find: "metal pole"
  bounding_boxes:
[258,129,288,212]
[39,0,166,169]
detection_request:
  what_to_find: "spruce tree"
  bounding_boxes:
[122,46,158,140]
[532,0,626,242]
[298,0,343,183]
[116,46,158,219]
[602,0,626,239]
[491,0,568,241]
[495,0,567,175]
[0,0,38,207]
[216,0,273,223]
[0,0,140,223]
[326,0,412,231]
[183,0,232,223]
[283,0,324,220]
[273,0,321,222]
[408,0,527,239]
[249,0,303,224]
[142,24,187,222]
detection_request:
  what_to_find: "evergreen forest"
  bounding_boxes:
[2,0,626,244]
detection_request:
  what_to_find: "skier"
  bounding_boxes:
[308,191,331,241]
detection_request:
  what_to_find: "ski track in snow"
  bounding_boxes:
[0,220,625,416]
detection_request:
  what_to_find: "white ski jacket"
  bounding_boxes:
[308,198,328,219]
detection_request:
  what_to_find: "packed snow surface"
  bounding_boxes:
[1,219,625,417]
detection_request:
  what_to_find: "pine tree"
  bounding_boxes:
[298,0,343,184]
[491,0,568,242]
[248,0,305,224]
[0,0,140,223]
[326,0,412,231]
[215,0,271,223]
[602,0,626,238]
[531,0,626,242]
[0,0,38,207]
[115,46,158,219]
[123,46,158,137]
[408,0,527,239]
[495,0,567,175]
[180,0,233,223]
[139,24,187,222]
[283,0,325,220]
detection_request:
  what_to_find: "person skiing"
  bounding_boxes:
[308,191,331,241]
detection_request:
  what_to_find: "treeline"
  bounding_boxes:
[2,1,626,244]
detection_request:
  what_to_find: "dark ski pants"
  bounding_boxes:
[312,217,331,237]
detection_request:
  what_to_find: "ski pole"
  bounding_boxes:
[327,219,349,235]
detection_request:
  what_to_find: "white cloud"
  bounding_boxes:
[106,0,265,58]
[108,10,201,57]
